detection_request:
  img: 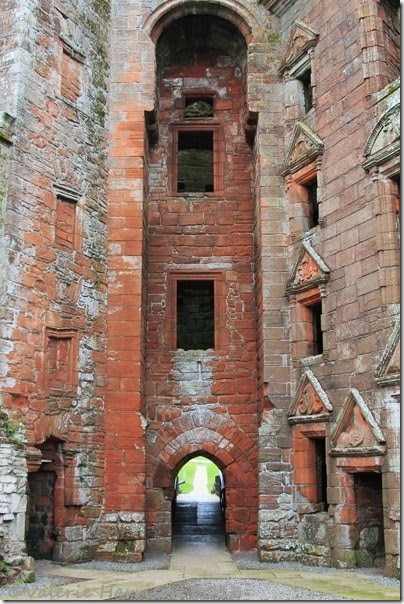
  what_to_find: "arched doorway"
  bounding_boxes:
[145,409,257,554]
[172,454,225,549]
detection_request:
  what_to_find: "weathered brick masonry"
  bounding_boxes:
[0,0,400,583]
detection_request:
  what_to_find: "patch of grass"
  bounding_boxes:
[178,460,197,494]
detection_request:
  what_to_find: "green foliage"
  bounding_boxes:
[0,560,11,583]
[0,410,25,446]
[178,460,197,494]
[267,31,281,43]
[177,457,221,495]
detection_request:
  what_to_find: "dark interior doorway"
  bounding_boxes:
[353,472,385,567]
[26,469,56,559]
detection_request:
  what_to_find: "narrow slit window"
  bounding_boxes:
[177,280,214,350]
[311,301,323,355]
[314,438,328,510]
[307,179,319,228]
[300,69,313,113]
[392,174,400,216]
[177,130,214,193]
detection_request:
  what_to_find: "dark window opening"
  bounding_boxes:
[311,302,323,355]
[307,179,319,228]
[177,280,214,350]
[381,0,401,81]
[185,97,214,118]
[300,69,313,113]
[392,174,400,216]
[177,130,214,193]
[315,438,328,510]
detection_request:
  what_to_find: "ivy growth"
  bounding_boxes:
[0,411,25,447]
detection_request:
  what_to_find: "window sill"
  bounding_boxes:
[296,353,326,368]
[169,192,225,199]
[296,502,329,515]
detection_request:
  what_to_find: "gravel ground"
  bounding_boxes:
[0,555,170,599]
[117,578,349,600]
[234,553,401,588]
[0,553,399,600]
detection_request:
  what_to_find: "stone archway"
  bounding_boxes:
[143,0,257,45]
[146,409,257,554]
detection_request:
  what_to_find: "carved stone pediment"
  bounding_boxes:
[375,315,400,386]
[362,103,400,171]
[288,370,333,424]
[279,20,319,73]
[281,122,324,175]
[286,237,330,295]
[330,389,385,456]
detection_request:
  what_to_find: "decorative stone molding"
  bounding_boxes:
[362,103,400,172]
[375,315,400,387]
[60,37,86,64]
[286,237,330,296]
[53,183,81,203]
[281,122,324,175]
[259,0,295,17]
[288,370,333,424]
[52,154,86,196]
[279,20,319,75]
[330,389,386,456]
[144,0,256,44]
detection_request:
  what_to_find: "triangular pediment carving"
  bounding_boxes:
[281,122,324,175]
[330,389,385,456]
[286,237,330,295]
[280,20,319,73]
[362,103,400,171]
[288,370,333,424]
[375,315,400,386]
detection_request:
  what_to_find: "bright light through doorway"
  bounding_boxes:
[176,456,222,502]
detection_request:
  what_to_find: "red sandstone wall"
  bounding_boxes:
[0,0,399,578]
[257,0,400,575]
[145,19,258,552]
[0,0,110,564]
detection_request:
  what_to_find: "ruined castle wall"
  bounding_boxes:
[257,0,400,576]
[0,0,111,565]
[0,0,399,577]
